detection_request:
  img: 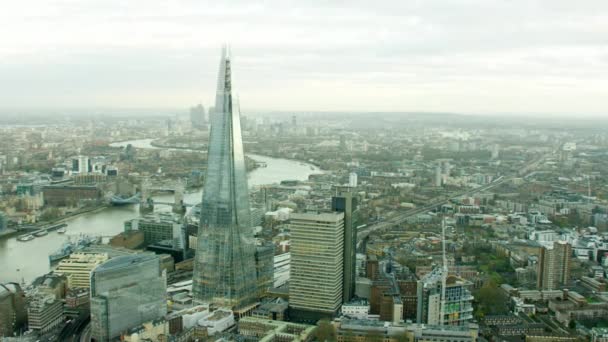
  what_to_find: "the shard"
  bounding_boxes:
[192,47,258,310]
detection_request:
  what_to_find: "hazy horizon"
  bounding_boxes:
[2,0,608,117]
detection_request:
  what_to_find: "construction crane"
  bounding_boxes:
[440,216,448,327]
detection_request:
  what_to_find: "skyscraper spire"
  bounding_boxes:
[192,48,258,310]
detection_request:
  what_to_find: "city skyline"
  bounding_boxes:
[1,1,608,116]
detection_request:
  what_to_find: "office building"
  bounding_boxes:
[27,294,63,333]
[289,212,344,322]
[537,240,572,290]
[192,48,258,311]
[55,252,108,289]
[90,254,167,342]
[71,155,90,174]
[348,172,358,188]
[124,212,184,248]
[274,252,290,288]
[190,104,206,129]
[238,317,316,341]
[416,268,474,326]
[0,283,27,337]
[332,191,359,303]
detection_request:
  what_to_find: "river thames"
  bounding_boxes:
[0,139,322,283]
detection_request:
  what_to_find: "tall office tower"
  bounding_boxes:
[416,268,473,326]
[90,254,167,342]
[192,48,258,311]
[71,155,90,174]
[435,165,443,187]
[289,212,344,322]
[0,283,27,337]
[332,191,359,303]
[537,240,572,290]
[348,172,358,188]
[190,104,206,129]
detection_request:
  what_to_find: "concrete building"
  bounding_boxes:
[55,252,109,289]
[196,309,235,336]
[289,212,344,322]
[71,155,90,174]
[336,318,479,342]
[0,283,27,337]
[27,294,63,334]
[332,191,359,303]
[348,172,358,188]
[124,212,184,248]
[238,317,315,341]
[341,299,370,319]
[90,254,167,342]
[273,252,290,288]
[537,241,571,290]
[42,185,101,206]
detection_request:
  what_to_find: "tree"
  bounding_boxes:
[315,319,336,342]
[474,280,508,319]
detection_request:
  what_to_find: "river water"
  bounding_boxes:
[0,139,322,283]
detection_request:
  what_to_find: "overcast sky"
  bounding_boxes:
[1,0,607,116]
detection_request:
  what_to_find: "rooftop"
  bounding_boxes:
[94,253,157,273]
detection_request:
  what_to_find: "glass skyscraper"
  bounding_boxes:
[90,254,167,341]
[192,47,258,310]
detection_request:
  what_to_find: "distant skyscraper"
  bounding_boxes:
[537,241,571,290]
[332,191,359,303]
[192,48,258,311]
[190,104,206,129]
[289,212,344,322]
[90,254,167,342]
[71,155,89,174]
[348,172,358,188]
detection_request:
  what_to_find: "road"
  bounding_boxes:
[356,151,553,248]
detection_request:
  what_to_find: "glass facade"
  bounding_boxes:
[90,254,167,341]
[192,47,258,309]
